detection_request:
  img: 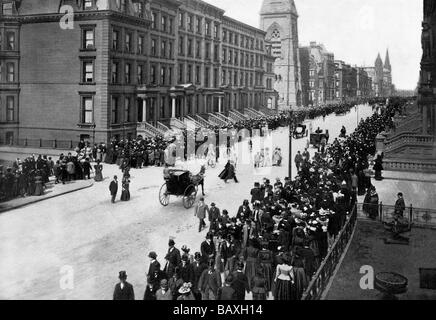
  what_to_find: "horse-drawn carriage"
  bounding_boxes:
[159,168,205,209]
[292,124,308,139]
[310,132,327,148]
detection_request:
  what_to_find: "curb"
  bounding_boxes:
[0,181,94,214]
[382,177,436,184]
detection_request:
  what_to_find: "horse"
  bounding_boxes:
[191,165,206,196]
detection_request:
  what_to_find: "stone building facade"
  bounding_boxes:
[259,0,301,109]
[0,0,277,145]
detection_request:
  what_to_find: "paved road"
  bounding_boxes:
[0,105,385,300]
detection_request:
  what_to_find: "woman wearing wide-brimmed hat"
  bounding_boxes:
[177,283,195,300]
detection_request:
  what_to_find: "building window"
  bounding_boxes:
[125,32,132,52]
[205,42,210,60]
[188,15,193,32]
[2,2,13,15]
[6,32,15,50]
[161,40,167,58]
[160,97,166,118]
[82,28,95,49]
[137,1,144,17]
[196,40,201,58]
[137,65,144,84]
[151,38,156,56]
[205,21,210,36]
[151,12,157,29]
[138,35,144,54]
[222,70,226,85]
[196,17,202,33]
[178,63,184,83]
[179,12,185,29]
[169,41,174,59]
[187,64,192,83]
[150,65,156,84]
[213,68,218,88]
[214,24,219,39]
[81,96,93,124]
[222,30,227,42]
[169,18,174,34]
[205,67,210,87]
[119,0,126,12]
[6,62,14,82]
[162,16,167,32]
[83,61,94,83]
[179,36,184,55]
[196,65,201,84]
[112,30,119,51]
[6,96,14,122]
[187,38,193,56]
[160,66,166,85]
[214,44,219,61]
[111,61,119,83]
[124,97,131,122]
[111,96,119,124]
[168,67,173,85]
[222,48,227,64]
[125,63,131,84]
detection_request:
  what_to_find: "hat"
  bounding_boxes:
[181,245,190,253]
[211,203,216,207]
[118,271,127,280]
[225,275,234,284]
[178,283,192,294]
[148,251,157,259]
[168,239,175,246]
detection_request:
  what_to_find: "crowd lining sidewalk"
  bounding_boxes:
[0,179,94,213]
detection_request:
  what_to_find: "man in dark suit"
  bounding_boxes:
[217,275,237,300]
[236,200,252,221]
[191,252,207,300]
[164,239,181,278]
[231,262,250,300]
[250,183,263,204]
[147,251,161,293]
[198,259,222,300]
[109,175,118,203]
[200,232,216,264]
[113,271,135,300]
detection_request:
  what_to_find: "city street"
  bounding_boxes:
[1,105,430,300]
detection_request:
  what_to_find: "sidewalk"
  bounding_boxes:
[0,179,94,213]
[383,170,436,183]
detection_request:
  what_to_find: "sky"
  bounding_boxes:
[206,0,423,90]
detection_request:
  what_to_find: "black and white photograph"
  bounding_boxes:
[0,0,435,310]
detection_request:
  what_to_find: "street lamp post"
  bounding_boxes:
[288,109,294,180]
[92,122,96,146]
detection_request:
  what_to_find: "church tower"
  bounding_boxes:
[260,0,302,108]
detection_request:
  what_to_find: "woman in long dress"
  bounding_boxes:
[33,171,44,196]
[274,254,295,300]
[94,160,103,182]
[120,177,130,201]
[292,252,308,300]
[258,243,274,293]
[243,239,259,291]
[251,267,268,301]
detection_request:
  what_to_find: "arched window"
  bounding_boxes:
[270,29,281,58]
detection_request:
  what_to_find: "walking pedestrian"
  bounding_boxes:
[113,271,135,300]
[195,197,210,232]
[109,175,118,204]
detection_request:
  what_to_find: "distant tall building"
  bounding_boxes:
[259,0,302,109]
[364,50,394,97]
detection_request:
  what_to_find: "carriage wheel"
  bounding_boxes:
[183,185,197,209]
[159,183,170,206]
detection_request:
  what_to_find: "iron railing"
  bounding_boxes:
[0,138,76,150]
[357,202,436,229]
[301,203,358,300]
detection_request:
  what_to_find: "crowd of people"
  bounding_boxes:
[0,152,102,203]
[112,97,410,300]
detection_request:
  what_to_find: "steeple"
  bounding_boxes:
[260,0,298,16]
[384,49,391,71]
[375,53,383,68]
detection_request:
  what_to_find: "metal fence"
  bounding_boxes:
[0,138,76,150]
[357,202,436,229]
[301,203,358,300]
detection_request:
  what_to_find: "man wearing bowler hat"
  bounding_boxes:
[113,271,135,300]
[164,239,181,278]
